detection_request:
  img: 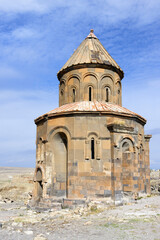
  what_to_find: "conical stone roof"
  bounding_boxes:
[57,29,124,79]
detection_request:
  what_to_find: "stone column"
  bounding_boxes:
[144,135,152,194]
[110,131,123,204]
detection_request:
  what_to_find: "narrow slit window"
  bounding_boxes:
[91,138,95,159]
[117,89,120,105]
[89,87,92,101]
[61,90,64,105]
[105,88,109,102]
[73,88,76,102]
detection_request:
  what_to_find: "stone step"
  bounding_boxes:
[37,199,62,210]
[40,198,63,204]
[38,202,61,208]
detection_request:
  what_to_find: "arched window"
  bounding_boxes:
[122,142,130,152]
[72,88,76,102]
[105,88,109,102]
[61,90,64,105]
[117,89,120,105]
[89,87,92,101]
[116,81,121,105]
[91,138,95,159]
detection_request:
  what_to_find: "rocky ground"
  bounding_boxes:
[0,167,160,240]
[0,167,34,202]
[150,169,160,194]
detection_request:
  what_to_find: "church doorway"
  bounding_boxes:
[53,132,68,197]
[36,168,43,198]
[122,140,134,193]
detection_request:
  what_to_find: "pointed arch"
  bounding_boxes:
[100,76,113,102]
[120,137,134,193]
[52,131,68,197]
[48,126,71,142]
[34,164,46,182]
[67,76,80,103]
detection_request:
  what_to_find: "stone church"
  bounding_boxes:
[33,30,151,205]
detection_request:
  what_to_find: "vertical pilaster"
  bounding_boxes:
[110,131,123,203]
[144,135,152,194]
[96,140,101,160]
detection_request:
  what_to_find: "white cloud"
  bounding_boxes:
[106,0,160,25]
[0,0,159,67]
[0,0,160,26]
[0,89,58,166]
[12,27,39,39]
[0,89,58,116]
[0,65,22,79]
[123,78,160,129]
[148,79,160,88]
[0,0,48,13]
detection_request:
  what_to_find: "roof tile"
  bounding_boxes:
[35,101,145,124]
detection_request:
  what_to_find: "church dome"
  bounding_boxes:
[57,30,124,80]
[33,30,151,204]
[35,101,146,124]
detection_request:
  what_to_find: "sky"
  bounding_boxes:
[0,0,160,169]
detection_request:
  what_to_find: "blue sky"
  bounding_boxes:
[0,0,160,168]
